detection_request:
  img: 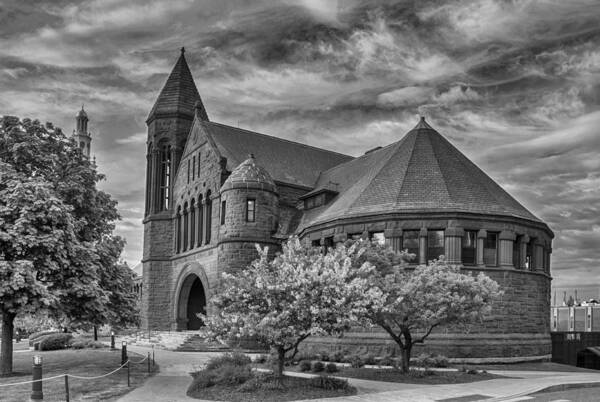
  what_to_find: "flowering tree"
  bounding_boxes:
[351,241,502,372]
[204,237,374,377]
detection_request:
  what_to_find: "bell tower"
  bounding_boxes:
[73,105,91,158]
[141,47,209,330]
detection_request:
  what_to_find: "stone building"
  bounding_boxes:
[141,49,554,360]
[73,105,92,158]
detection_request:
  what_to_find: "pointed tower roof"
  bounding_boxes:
[147,47,208,123]
[299,117,550,232]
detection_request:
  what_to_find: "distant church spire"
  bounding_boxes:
[73,105,92,158]
[146,47,208,123]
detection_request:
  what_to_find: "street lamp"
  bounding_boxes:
[31,355,43,400]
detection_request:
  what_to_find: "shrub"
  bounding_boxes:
[362,354,377,365]
[318,351,330,361]
[379,356,394,367]
[310,375,351,391]
[349,355,364,368]
[39,333,73,351]
[205,352,251,370]
[312,361,324,372]
[330,350,347,363]
[237,373,284,392]
[299,360,312,372]
[252,354,268,364]
[188,370,217,392]
[213,364,252,385]
[413,353,449,368]
[28,331,59,346]
[325,363,338,373]
[70,339,108,349]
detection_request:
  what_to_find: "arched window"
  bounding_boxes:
[159,144,171,210]
[197,195,203,247]
[145,143,152,216]
[190,199,196,249]
[176,206,182,253]
[183,202,189,252]
[205,190,212,245]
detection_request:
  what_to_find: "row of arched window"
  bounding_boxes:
[145,142,172,215]
[175,191,213,253]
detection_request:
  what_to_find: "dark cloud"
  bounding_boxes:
[1,0,599,287]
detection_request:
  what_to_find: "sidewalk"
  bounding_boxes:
[116,347,600,402]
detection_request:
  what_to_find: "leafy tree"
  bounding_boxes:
[0,117,137,375]
[350,241,502,372]
[204,237,374,377]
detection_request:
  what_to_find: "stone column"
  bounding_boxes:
[477,229,486,267]
[444,227,463,264]
[520,235,529,269]
[384,228,403,252]
[499,230,515,268]
[419,227,427,265]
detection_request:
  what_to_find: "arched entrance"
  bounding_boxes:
[176,274,207,330]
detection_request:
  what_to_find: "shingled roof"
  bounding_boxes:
[147,48,208,123]
[201,121,353,188]
[299,117,545,229]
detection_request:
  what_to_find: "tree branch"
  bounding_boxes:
[412,322,440,345]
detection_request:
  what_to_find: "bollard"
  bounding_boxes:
[64,374,70,402]
[121,341,128,365]
[127,361,130,387]
[110,332,115,350]
[31,355,43,400]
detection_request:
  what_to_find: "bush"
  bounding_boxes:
[413,353,449,368]
[317,351,330,362]
[205,352,251,370]
[70,339,108,349]
[312,361,324,373]
[325,363,338,373]
[237,373,284,393]
[299,360,312,372]
[362,354,377,365]
[330,350,347,363]
[378,356,394,367]
[349,355,364,368]
[188,370,217,391]
[252,354,268,364]
[28,331,59,346]
[187,362,252,393]
[39,333,73,351]
[310,375,351,391]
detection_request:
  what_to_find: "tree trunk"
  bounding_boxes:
[93,326,98,341]
[1,312,16,376]
[400,345,411,373]
[276,346,285,378]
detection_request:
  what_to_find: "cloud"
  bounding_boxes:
[376,86,433,108]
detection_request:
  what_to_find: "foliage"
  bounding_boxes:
[413,353,449,368]
[347,240,502,372]
[204,236,375,377]
[15,312,60,336]
[236,373,285,393]
[252,354,268,364]
[29,331,60,345]
[349,355,364,368]
[205,352,252,371]
[309,375,351,391]
[39,333,73,351]
[311,361,324,372]
[70,339,107,349]
[0,116,137,374]
[325,363,338,373]
[299,360,312,372]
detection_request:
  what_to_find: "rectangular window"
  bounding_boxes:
[323,236,334,252]
[197,152,201,176]
[484,232,498,266]
[220,200,226,225]
[370,232,385,246]
[513,235,522,268]
[311,239,321,247]
[402,230,419,263]
[427,230,445,262]
[192,156,196,181]
[246,199,255,222]
[526,241,533,270]
[462,230,477,265]
[187,160,190,184]
[348,233,362,241]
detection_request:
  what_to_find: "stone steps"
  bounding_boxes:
[176,334,229,352]
[119,330,202,350]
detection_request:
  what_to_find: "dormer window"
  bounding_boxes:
[301,188,338,210]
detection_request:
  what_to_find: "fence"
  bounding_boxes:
[551,306,600,332]
[0,345,155,402]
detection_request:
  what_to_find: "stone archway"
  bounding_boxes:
[176,274,207,330]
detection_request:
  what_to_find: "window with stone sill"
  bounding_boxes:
[462,230,477,265]
[311,239,321,247]
[427,230,445,262]
[402,230,419,263]
[192,155,196,181]
[526,241,533,270]
[513,235,522,269]
[246,198,255,222]
[221,200,226,225]
[484,232,498,266]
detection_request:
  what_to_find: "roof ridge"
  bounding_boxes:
[202,121,352,159]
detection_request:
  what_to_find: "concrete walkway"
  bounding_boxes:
[116,347,600,402]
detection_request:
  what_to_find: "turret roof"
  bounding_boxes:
[221,154,277,193]
[147,48,208,123]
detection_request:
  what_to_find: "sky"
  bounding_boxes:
[1,0,599,287]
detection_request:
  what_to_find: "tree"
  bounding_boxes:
[0,117,137,375]
[350,241,502,372]
[204,237,374,377]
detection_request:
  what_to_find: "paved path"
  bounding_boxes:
[116,347,600,402]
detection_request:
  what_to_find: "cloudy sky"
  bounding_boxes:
[1,0,599,287]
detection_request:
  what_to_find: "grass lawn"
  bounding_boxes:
[0,345,156,402]
[188,374,357,402]
[460,361,598,373]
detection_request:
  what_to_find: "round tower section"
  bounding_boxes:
[218,154,279,274]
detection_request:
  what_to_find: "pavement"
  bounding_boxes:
[115,346,600,402]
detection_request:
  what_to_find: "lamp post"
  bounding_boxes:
[110,331,115,349]
[121,341,128,365]
[31,355,43,400]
